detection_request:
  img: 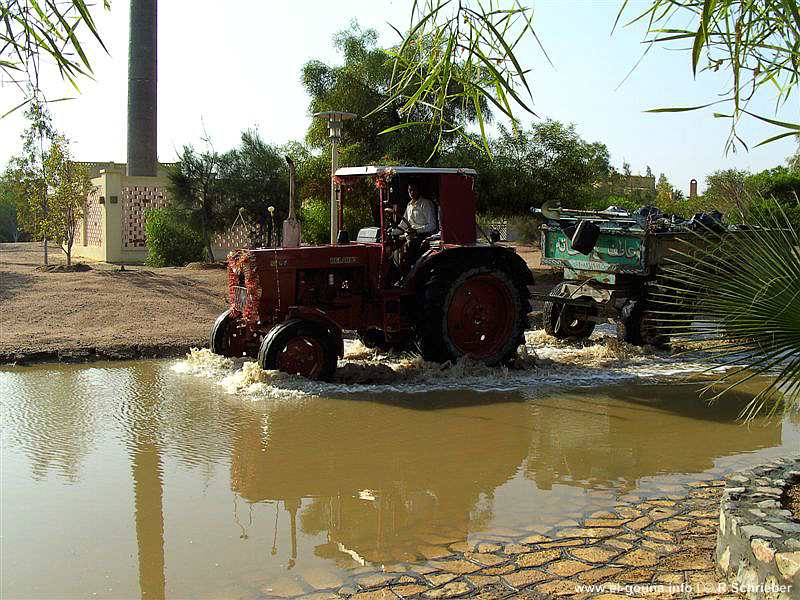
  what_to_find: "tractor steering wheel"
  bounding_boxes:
[385,206,415,239]
[399,215,415,235]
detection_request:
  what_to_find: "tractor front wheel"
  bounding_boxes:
[259,320,338,381]
[210,310,251,357]
[418,266,528,365]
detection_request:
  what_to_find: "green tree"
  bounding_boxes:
[5,100,57,264]
[5,126,92,266]
[788,144,800,172]
[225,130,290,247]
[746,167,800,205]
[703,168,749,218]
[168,144,230,262]
[448,120,611,215]
[0,179,21,242]
[43,138,93,267]
[655,174,672,204]
[302,22,482,166]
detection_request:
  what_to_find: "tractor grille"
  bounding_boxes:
[232,286,248,312]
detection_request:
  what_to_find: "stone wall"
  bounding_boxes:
[717,456,800,599]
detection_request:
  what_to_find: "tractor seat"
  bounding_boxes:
[357,227,381,243]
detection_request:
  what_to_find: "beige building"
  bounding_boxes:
[72,166,247,264]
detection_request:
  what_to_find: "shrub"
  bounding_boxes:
[144,208,206,267]
[507,215,540,245]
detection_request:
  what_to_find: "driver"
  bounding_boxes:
[400,182,437,236]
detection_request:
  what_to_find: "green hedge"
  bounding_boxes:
[144,208,206,267]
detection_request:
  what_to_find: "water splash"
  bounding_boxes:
[171,329,716,399]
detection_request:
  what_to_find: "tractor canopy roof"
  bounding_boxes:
[334,166,477,178]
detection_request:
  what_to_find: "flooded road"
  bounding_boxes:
[1,347,798,599]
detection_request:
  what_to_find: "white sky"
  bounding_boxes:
[0,0,796,194]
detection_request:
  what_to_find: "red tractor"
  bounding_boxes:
[210,166,533,380]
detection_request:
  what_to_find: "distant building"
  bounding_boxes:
[689,178,698,199]
[602,173,656,196]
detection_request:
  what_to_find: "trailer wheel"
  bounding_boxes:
[210,310,251,357]
[542,297,597,340]
[259,319,338,381]
[418,265,529,365]
[616,301,645,346]
[616,300,670,349]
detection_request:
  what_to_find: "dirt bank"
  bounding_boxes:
[0,242,557,365]
[0,242,229,364]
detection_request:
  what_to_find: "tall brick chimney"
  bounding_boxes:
[689,178,698,199]
[127,0,157,177]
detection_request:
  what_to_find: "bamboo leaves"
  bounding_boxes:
[378,0,546,157]
[619,0,799,152]
[1,0,110,117]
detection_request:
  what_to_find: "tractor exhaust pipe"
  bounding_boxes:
[283,156,301,247]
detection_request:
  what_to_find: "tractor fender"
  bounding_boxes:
[284,306,345,357]
[406,246,534,291]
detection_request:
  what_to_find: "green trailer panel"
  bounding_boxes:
[541,225,648,275]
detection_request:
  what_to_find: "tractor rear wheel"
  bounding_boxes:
[259,319,338,381]
[210,310,251,357]
[418,265,529,365]
[542,296,597,340]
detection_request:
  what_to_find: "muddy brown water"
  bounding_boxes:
[1,359,798,599]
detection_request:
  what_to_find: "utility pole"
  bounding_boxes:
[313,112,356,244]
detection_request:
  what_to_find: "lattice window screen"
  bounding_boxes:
[122,185,167,248]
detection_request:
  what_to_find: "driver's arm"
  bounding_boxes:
[398,202,412,232]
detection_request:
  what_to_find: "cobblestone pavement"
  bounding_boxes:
[262,480,748,599]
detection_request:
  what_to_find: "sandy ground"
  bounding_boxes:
[0,241,556,364]
[0,243,229,363]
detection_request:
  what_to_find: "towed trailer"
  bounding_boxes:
[531,204,699,347]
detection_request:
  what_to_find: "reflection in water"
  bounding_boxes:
[230,392,531,566]
[124,367,166,600]
[525,384,782,491]
[1,367,103,482]
[0,361,796,599]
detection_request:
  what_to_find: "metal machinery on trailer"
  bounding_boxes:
[210,166,533,380]
[533,203,697,347]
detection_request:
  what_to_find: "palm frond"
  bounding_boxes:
[656,203,800,417]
